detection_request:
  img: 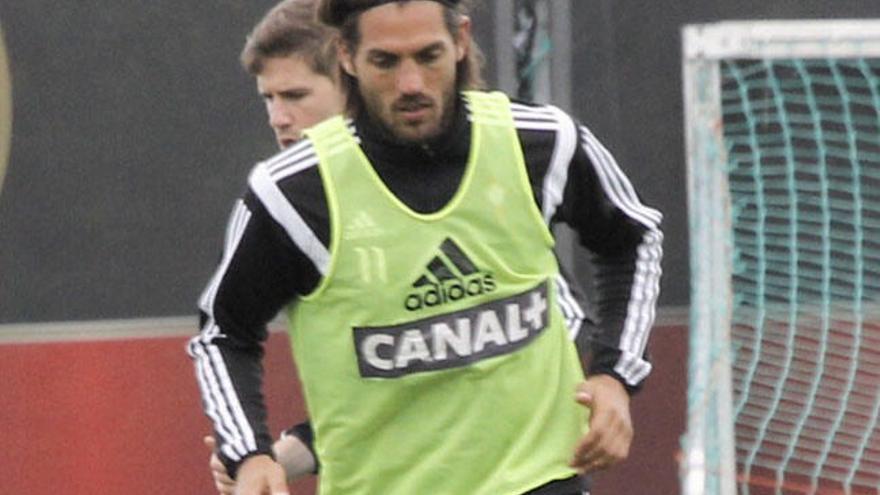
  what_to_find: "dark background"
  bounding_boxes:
[3,1,880,323]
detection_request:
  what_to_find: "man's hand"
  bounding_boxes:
[235,454,289,495]
[204,436,236,494]
[205,433,315,494]
[569,374,633,474]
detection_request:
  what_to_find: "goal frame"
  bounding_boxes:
[681,19,880,495]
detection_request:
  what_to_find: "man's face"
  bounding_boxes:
[340,1,470,144]
[257,55,345,149]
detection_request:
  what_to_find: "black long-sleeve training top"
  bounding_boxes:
[188,94,664,485]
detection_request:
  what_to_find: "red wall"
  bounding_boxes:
[593,324,687,494]
[0,324,685,494]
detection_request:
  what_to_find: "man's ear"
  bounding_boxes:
[337,39,356,77]
[455,15,472,62]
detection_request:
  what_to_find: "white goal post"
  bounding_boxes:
[682,19,880,495]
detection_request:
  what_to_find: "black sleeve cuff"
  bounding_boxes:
[583,340,649,395]
[283,420,320,474]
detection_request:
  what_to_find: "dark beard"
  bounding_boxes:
[359,87,458,146]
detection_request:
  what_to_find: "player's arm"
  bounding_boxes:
[546,119,663,473]
[515,104,662,392]
[204,422,317,494]
[565,122,662,472]
[556,123,663,393]
[187,187,319,488]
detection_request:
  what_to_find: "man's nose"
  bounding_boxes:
[396,60,425,95]
[268,101,293,129]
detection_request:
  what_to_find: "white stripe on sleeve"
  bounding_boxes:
[541,106,579,225]
[556,274,586,340]
[248,163,330,275]
[576,124,663,386]
[579,126,663,228]
[614,229,663,385]
[188,199,261,459]
[189,337,247,459]
[198,201,250,315]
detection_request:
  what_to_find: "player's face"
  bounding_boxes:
[257,55,344,149]
[340,1,470,144]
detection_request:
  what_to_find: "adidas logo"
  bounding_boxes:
[404,238,496,311]
[344,211,383,240]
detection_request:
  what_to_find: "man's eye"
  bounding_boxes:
[370,55,397,69]
[417,50,441,64]
[282,91,309,101]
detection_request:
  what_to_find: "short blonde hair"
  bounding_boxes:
[240,0,338,79]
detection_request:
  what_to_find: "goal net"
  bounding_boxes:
[682,20,880,495]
